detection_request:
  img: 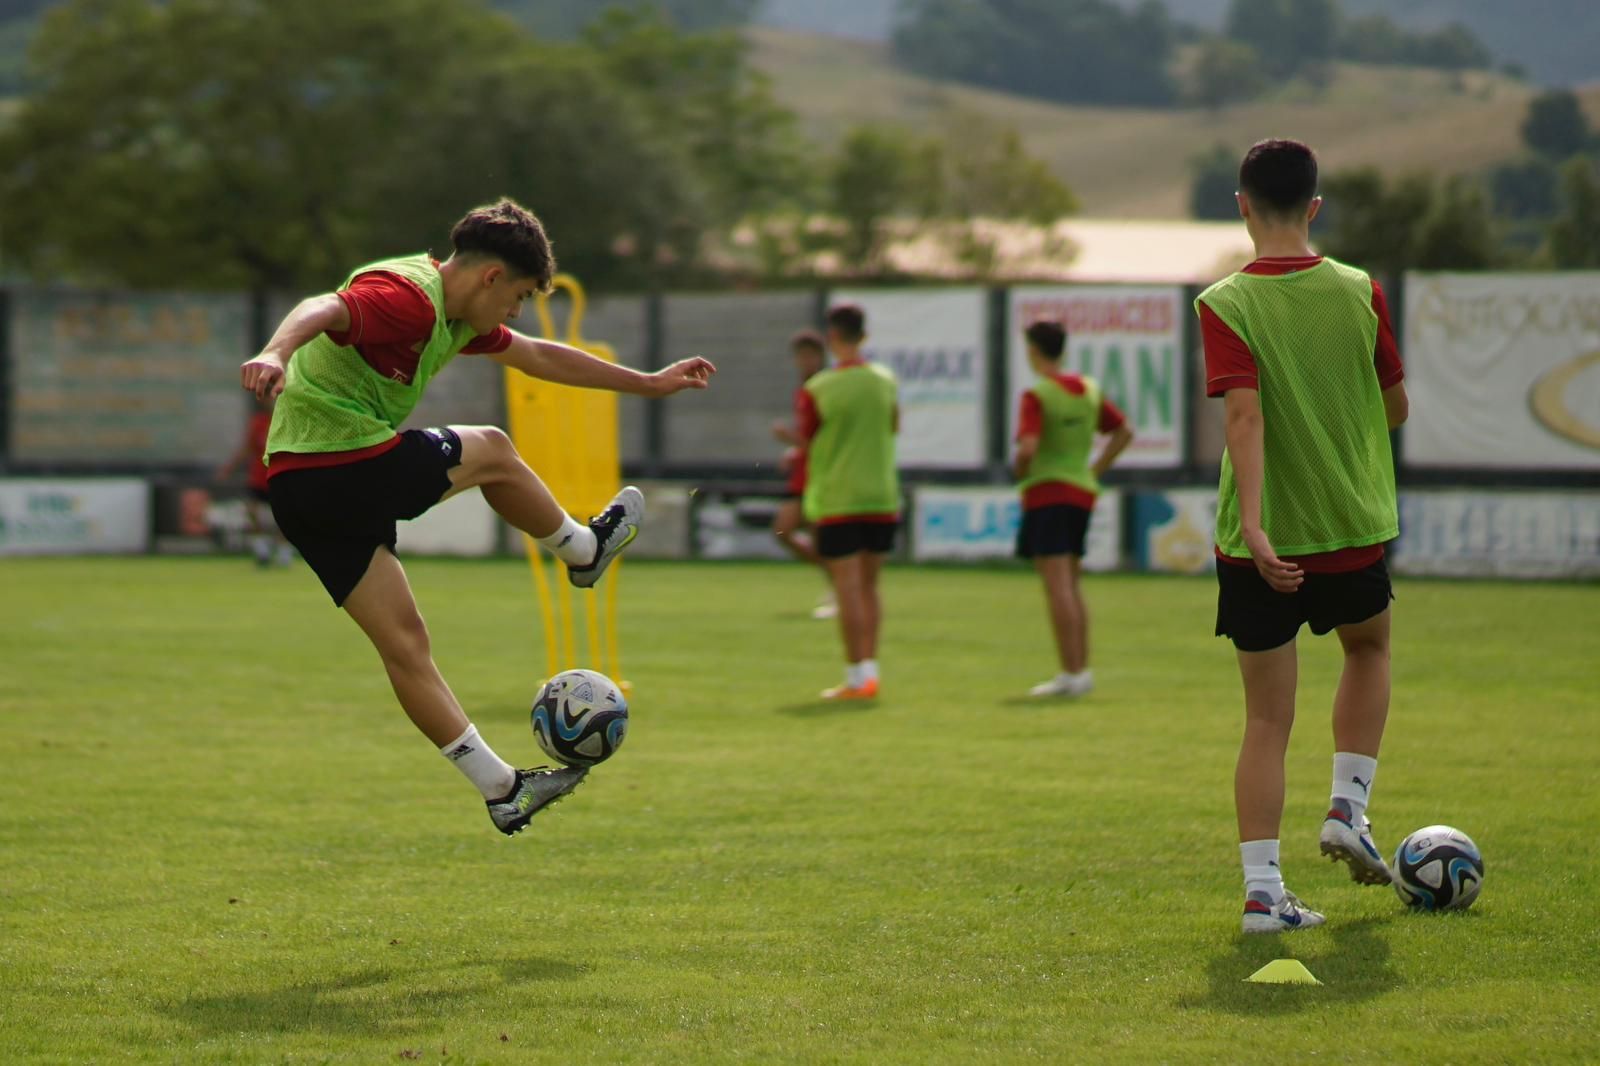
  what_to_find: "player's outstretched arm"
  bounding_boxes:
[492,334,715,397]
[240,294,350,399]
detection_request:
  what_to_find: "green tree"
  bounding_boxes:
[0,0,766,291]
[490,0,760,40]
[1412,177,1497,270]
[1521,89,1591,160]
[892,0,1175,107]
[1182,38,1266,111]
[1488,157,1561,221]
[1189,144,1240,221]
[939,112,1077,224]
[1319,168,1497,274]
[1547,158,1600,268]
[829,125,921,267]
[1223,0,1336,80]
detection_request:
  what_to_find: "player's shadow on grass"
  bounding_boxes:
[776,697,878,717]
[1180,915,1399,1015]
[161,954,584,1038]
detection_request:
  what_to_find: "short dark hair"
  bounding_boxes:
[1025,320,1066,359]
[450,198,557,292]
[826,303,866,343]
[790,328,826,354]
[1238,139,1318,217]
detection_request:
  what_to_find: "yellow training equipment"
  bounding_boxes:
[504,274,626,690]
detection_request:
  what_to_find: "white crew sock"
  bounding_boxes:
[439,725,517,800]
[538,515,598,566]
[860,659,879,683]
[1240,839,1284,903]
[846,661,866,688]
[1331,752,1378,824]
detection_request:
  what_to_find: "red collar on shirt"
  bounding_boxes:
[1244,255,1325,276]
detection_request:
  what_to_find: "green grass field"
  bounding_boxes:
[3,557,1597,1063]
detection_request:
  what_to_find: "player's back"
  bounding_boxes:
[1199,257,1396,555]
[803,362,898,520]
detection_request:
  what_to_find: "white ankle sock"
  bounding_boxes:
[845,661,866,688]
[860,659,879,683]
[1240,839,1284,902]
[539,515,598,566]
[1331,752,1378,823]
[439,724,516,800]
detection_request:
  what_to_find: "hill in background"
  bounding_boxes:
[760,0,1600,87]
[747,25,1600,219]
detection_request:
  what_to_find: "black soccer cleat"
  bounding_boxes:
[486,766,588,836]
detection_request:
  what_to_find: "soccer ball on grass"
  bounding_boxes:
[1392,825,1483,910]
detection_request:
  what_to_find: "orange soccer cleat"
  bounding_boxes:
[819,678,878,701]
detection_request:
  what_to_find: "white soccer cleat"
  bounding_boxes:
[1242,889,1326,934]
[1320,802,1394,886]
[811,594,837,621]
[567,486,644,589]
[1027,671,1093,698]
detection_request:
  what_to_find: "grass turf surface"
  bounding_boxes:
[2,557,1597,1063]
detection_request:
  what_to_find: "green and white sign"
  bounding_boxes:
[1007,286,1186,469]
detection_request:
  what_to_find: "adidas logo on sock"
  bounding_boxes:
[445,743,474,760]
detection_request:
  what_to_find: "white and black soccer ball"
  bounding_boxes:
[1393,825,1484,910]
[531,668,629,768]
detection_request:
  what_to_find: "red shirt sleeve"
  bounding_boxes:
[462,325,513,355]
[328,272,436,347]
[1201,303,1257,396]
[795,388,820,444]
[1371,281,1403,389]
[1016,391,1042,439]
[1097,397,1127,433]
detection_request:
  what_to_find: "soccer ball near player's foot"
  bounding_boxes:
[531,668,629,768]
[1393,825,1483,910]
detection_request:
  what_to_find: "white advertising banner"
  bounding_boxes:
[1008,286,1187,468]
[1394,490,1600,579]
[911,486,1121,571]
[829,288,988,469]
[0,479,149,555]
[395,490,498,557]
[1131,489,1219,574]
[1404,273,1600,470]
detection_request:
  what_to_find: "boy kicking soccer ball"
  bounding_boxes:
[1198,140,1408,932]
[238,198,714,835]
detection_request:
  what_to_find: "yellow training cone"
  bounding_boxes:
[1244,959,1322,985]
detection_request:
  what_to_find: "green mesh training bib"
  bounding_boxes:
[265,254,482,456]
[1018,374,1103,498]
[802,363,900,522]
[1197,257,1398,558]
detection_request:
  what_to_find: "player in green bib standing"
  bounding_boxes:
[1013,320,1133,698]
[1198,140,1409,933]
[797,304,899,700]
[238,199,715,836]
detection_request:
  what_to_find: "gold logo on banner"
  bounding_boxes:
[1529,349,1600,451]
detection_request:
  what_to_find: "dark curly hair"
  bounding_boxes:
[449,198,557,292]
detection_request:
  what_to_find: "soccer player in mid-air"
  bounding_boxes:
[238,198,715,836]
[1198,140,1408,932]
[769,328,834,619]
[797,304,899,700]
[1012,319,1133,698]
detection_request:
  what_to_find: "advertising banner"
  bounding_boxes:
[911,486,1120,571]
[1130,490,1219,574]
[1008,286,1187,468]
[828,288,988,469]
[9,290,252,466]
[0,479,149,555]
[1403,273,1600,470]
[1393,490,1600,579]
[395,491,499,557]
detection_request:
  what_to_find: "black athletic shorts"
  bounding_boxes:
[1015,503,1091,559]
[1215,556,1393,652]
[816,520,898,559]
[267,428,463,606]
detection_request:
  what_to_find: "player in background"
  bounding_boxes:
[1012,320,1133,698]
[214,393,293,567]
[797,304,899,700]
[1198,140,1409,933]
[238,198,715,836]
[769,328,834,619]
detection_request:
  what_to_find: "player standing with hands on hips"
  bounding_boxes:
[239,199,715,835]
[1198,140,1408,932]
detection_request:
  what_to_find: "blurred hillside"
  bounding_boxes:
[747,26,1600,219]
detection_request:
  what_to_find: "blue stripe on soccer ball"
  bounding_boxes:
[530,668,630,768]
[1393,825,1484,911]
